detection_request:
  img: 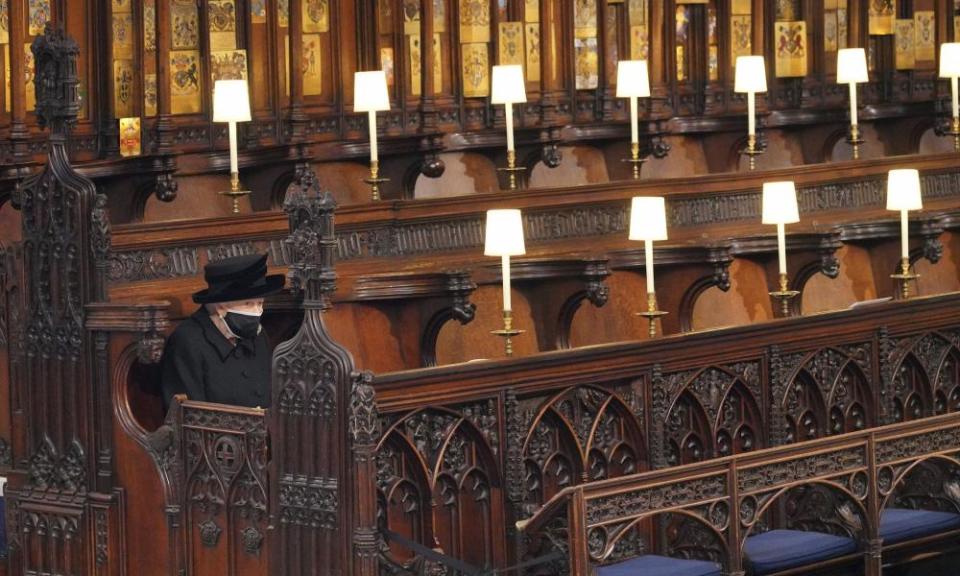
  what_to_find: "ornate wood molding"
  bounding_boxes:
[105,169,960,286]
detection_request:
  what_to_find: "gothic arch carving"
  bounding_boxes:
[523,386,646,503]
[657,364,764,466]
[878,454,960,513]
[780,347,875,443]
[377,406,505,570]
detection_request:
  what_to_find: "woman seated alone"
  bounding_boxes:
[160,253,284,410]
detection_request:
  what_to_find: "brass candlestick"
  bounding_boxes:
[891,257,920,300]
[491,310,525,356]
[769,273,801,317]
[948,117,960,152]
[622,142,645,180]
[497,150,526,190]
[847,124,864,160]
[743,134,763,171]
[219,171,251,214]
[636,292,668,338]
[363,160,390,201]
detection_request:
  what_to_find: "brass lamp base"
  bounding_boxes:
[491,310,525,357]
[364,160,390,201]
[890,258,920,300]
[497,150,526,190]
[635,292,668,338]
[769,273,800,317]
[219,172,250,214]
[846,125,864,160]
[946,117,960,152]
[621,142,645,180]
[743,134,764,171]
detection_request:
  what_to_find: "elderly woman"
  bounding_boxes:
[160,253,284,409]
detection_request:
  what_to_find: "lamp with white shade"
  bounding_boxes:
[213,79,252,213]
[887,169,923,299]
[734,56,768,170]
[485,209,526,355]
[939,43,960,151]
[354,70,391,200]
[762,181,801,316]
[492,65,527,190]
[616,60,651,179]
[837,48,868,159]
[629,196,668,337]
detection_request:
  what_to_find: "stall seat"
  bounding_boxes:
[744,530,857,574]
[880,508,960,545]
[596,554,722,576]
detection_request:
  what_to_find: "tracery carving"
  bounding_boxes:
[888,459,960,514]
[587,475,728,525]
[780,346,874,443]
[351,371,380,446]
[27,436,87,493]
[657,363,763,466]
[377,403,504,571]
[182,405,268,557]
[522,385,645,513]
[781,484,866,540]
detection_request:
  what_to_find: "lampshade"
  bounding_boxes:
[484,209,526,256]
[616,60,651,98]
[734,56,768,93]
[837,48,868,84]
[491,65,527,104]
[354,70,391,112]
[940,43,960,78]
[628,197,668,241]
[212,80,251,122]
[886,169,923,211]
[762,181,800,224]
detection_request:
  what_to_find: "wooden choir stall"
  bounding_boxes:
[4,1,960,575]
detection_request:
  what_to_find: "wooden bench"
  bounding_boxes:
[519,411,960,576]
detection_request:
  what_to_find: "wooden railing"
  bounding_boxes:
[520,410,960,575]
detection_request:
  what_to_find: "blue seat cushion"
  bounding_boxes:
[596,554,722,576]
[880,508,960,545]
[744,529,857,574]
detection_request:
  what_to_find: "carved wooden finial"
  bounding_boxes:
[31,23,80,134]
[283,162,338,308]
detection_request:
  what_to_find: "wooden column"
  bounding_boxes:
[649,0,670,116]
[420,0,438,131]
[288,0,307,142]
[8,0,28,159]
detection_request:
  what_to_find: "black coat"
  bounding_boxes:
[160,309,271,410]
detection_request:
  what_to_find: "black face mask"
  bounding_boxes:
[224,311,261,340]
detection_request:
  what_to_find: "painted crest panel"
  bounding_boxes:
[461,42,489,97]
[303,0,330,33]
[211,49,248,83]
[775,21,807,78]
[28,0,50,36]
[171,0,200,50]
[119,117,141,157]
[170,50,202,114]
[302,34,323,96]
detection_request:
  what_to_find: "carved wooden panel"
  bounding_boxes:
[377,403,505,571]
[5,26,121,576]
[521,383,646,506]
[654,363,764,468]
[268,168,379,576]
[775,345,875,444]
[884,330,960,423]
[182,404,268,572]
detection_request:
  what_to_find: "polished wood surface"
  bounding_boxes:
[1,2,960,575]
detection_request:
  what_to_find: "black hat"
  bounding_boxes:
[192,254,285,304]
